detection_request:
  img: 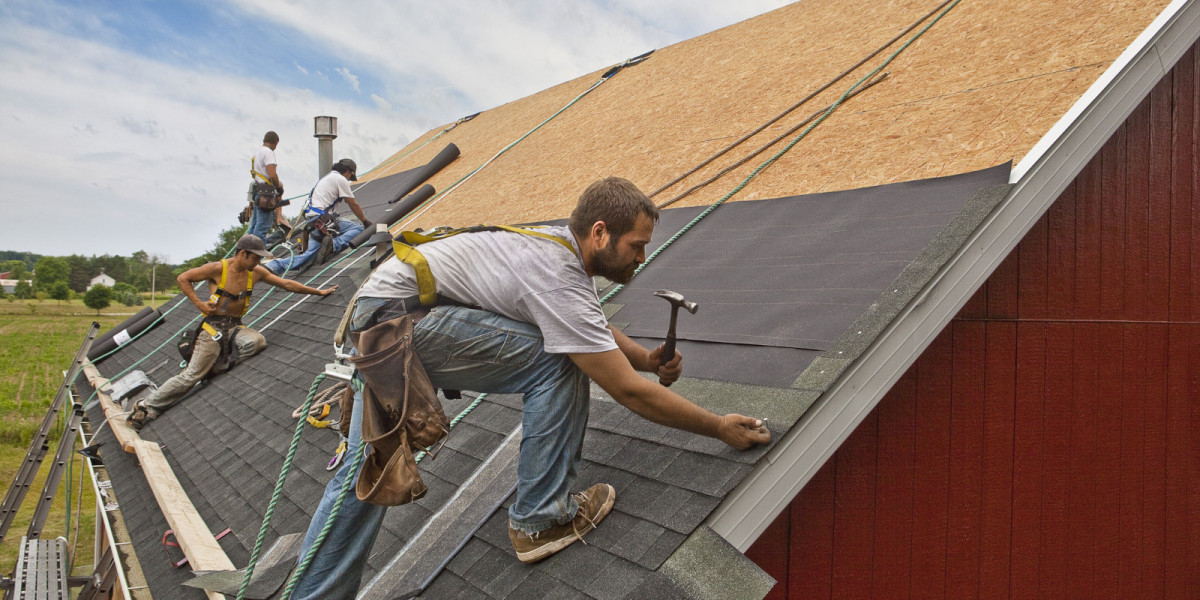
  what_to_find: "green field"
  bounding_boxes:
[0,297,172,580]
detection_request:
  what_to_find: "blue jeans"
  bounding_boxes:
[290,300,590,600]
[247,204,275,241]
[264,217,362,275]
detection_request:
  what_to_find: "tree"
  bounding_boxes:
[1,260,28,280]
[13,280,32,299]
[50,281,71,303]
[66,255,94,292]
[33,256,69,292]
[83,285,112,315]
[94,255,130,283]
[111,282,142,306]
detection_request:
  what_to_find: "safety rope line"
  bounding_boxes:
[604,0,962,303]
[393,52,652,233]
[656,72,888,209]
[646,0,957,201]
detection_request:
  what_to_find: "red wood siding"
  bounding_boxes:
[746,43,1200,599]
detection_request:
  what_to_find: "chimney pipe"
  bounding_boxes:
[313,116,338,180]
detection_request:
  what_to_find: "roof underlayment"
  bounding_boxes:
[78,0,1199,597]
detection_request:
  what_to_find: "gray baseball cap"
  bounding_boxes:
[235,235,272,258]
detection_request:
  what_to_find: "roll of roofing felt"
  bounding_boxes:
[87,306,163,361]
[349,184,436,248]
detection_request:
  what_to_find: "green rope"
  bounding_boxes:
[237,372,332,600]
[278,378,368,600]
[602,0,962,303]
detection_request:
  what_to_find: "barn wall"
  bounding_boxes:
[746,42,1200,600]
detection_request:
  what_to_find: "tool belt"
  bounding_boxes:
[349,313,450,506]
[253,182,281,211]
[176,316,244,376]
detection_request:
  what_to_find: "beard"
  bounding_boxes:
[590,241,639,284]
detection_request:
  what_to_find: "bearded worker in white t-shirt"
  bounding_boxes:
[290,176,771,600]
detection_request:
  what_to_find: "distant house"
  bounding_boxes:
[0,279,21,294]
[87,271,115,291]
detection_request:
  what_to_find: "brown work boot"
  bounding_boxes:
[125,401,149,432]
[508,483,615,564]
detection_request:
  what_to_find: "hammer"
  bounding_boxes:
[653,290,699,386]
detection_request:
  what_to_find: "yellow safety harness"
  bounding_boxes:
[251,156,274,185]
[202,259,255,338]
[392,225,578,306]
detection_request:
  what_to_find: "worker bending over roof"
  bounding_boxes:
[291,177,770,599]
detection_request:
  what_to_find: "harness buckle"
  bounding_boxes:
[323,362,355,382]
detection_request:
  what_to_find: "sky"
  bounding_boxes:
[0,0,786,263]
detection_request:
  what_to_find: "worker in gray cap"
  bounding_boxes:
[126,235,338,430]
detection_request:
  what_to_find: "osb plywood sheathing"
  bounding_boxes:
[361,0,1170,232]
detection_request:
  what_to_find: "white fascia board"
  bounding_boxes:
[710,0,1200,553]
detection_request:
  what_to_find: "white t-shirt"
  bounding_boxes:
[251,146,277,184]
[308,171,354,213]
[358,226,616,354]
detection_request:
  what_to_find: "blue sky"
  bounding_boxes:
[0,0,784,262]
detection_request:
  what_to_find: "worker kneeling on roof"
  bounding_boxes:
[126,235,337,431]
[291,177,770,599]
[262,158,371,275]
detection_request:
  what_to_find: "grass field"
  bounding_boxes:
[0,296,174,580]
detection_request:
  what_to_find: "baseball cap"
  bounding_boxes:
[235,235,272,258]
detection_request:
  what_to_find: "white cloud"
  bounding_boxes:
[295,62,308,75]
[336,66,361,92]
[0,22,418,262]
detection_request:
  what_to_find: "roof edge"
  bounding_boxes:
[707,0,1200,552]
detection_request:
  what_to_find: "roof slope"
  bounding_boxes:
[80,0,1194,598]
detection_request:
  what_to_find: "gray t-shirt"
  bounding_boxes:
[357,226,616,354]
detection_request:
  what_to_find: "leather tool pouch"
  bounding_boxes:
[253,182,280,210]
[349,314,450,506]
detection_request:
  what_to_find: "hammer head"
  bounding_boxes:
[654,289,698,314]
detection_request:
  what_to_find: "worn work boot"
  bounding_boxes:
[508,483,616,564]
[125,401,149,432]
[315,234,335,265]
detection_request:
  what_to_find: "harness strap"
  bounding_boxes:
[391,225,578,307]
[251,156,273,185]
[208,259,256,317]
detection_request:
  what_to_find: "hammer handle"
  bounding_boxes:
[659,339,677,387]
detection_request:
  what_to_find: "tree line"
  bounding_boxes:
[1,223,249,303]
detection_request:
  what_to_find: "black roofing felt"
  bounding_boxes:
[81,163,1010,599]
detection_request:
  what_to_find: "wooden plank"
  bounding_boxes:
[1011,322,1046,599]
[1176,45,1198,322]
[744,509,788,600]
[986,249,1020,320]
[1099,125,1127,321]
[910,327,953,600]
[945,321,984,598]
[1092,323,1123,600]
[1066,323,1099,600]
[81,362,140,454]
[1124,93,1152,322]
[1046,181,1077,319]
[872,369,915,599]
[1017,212,1050,319]
[979,322,1015,599]
[830,412,876,599]
[1038,322,1073,599]
[959,284,988,320]
[1140,325,1168,599]
[1075,157,1104,319]
[1146,51,1176,322]
[791,460,835,600]
[1164,324,1196,596]
[132,439,233,600]
[1117,325,1147,597]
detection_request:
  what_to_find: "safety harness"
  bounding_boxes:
[392,224,578,306]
